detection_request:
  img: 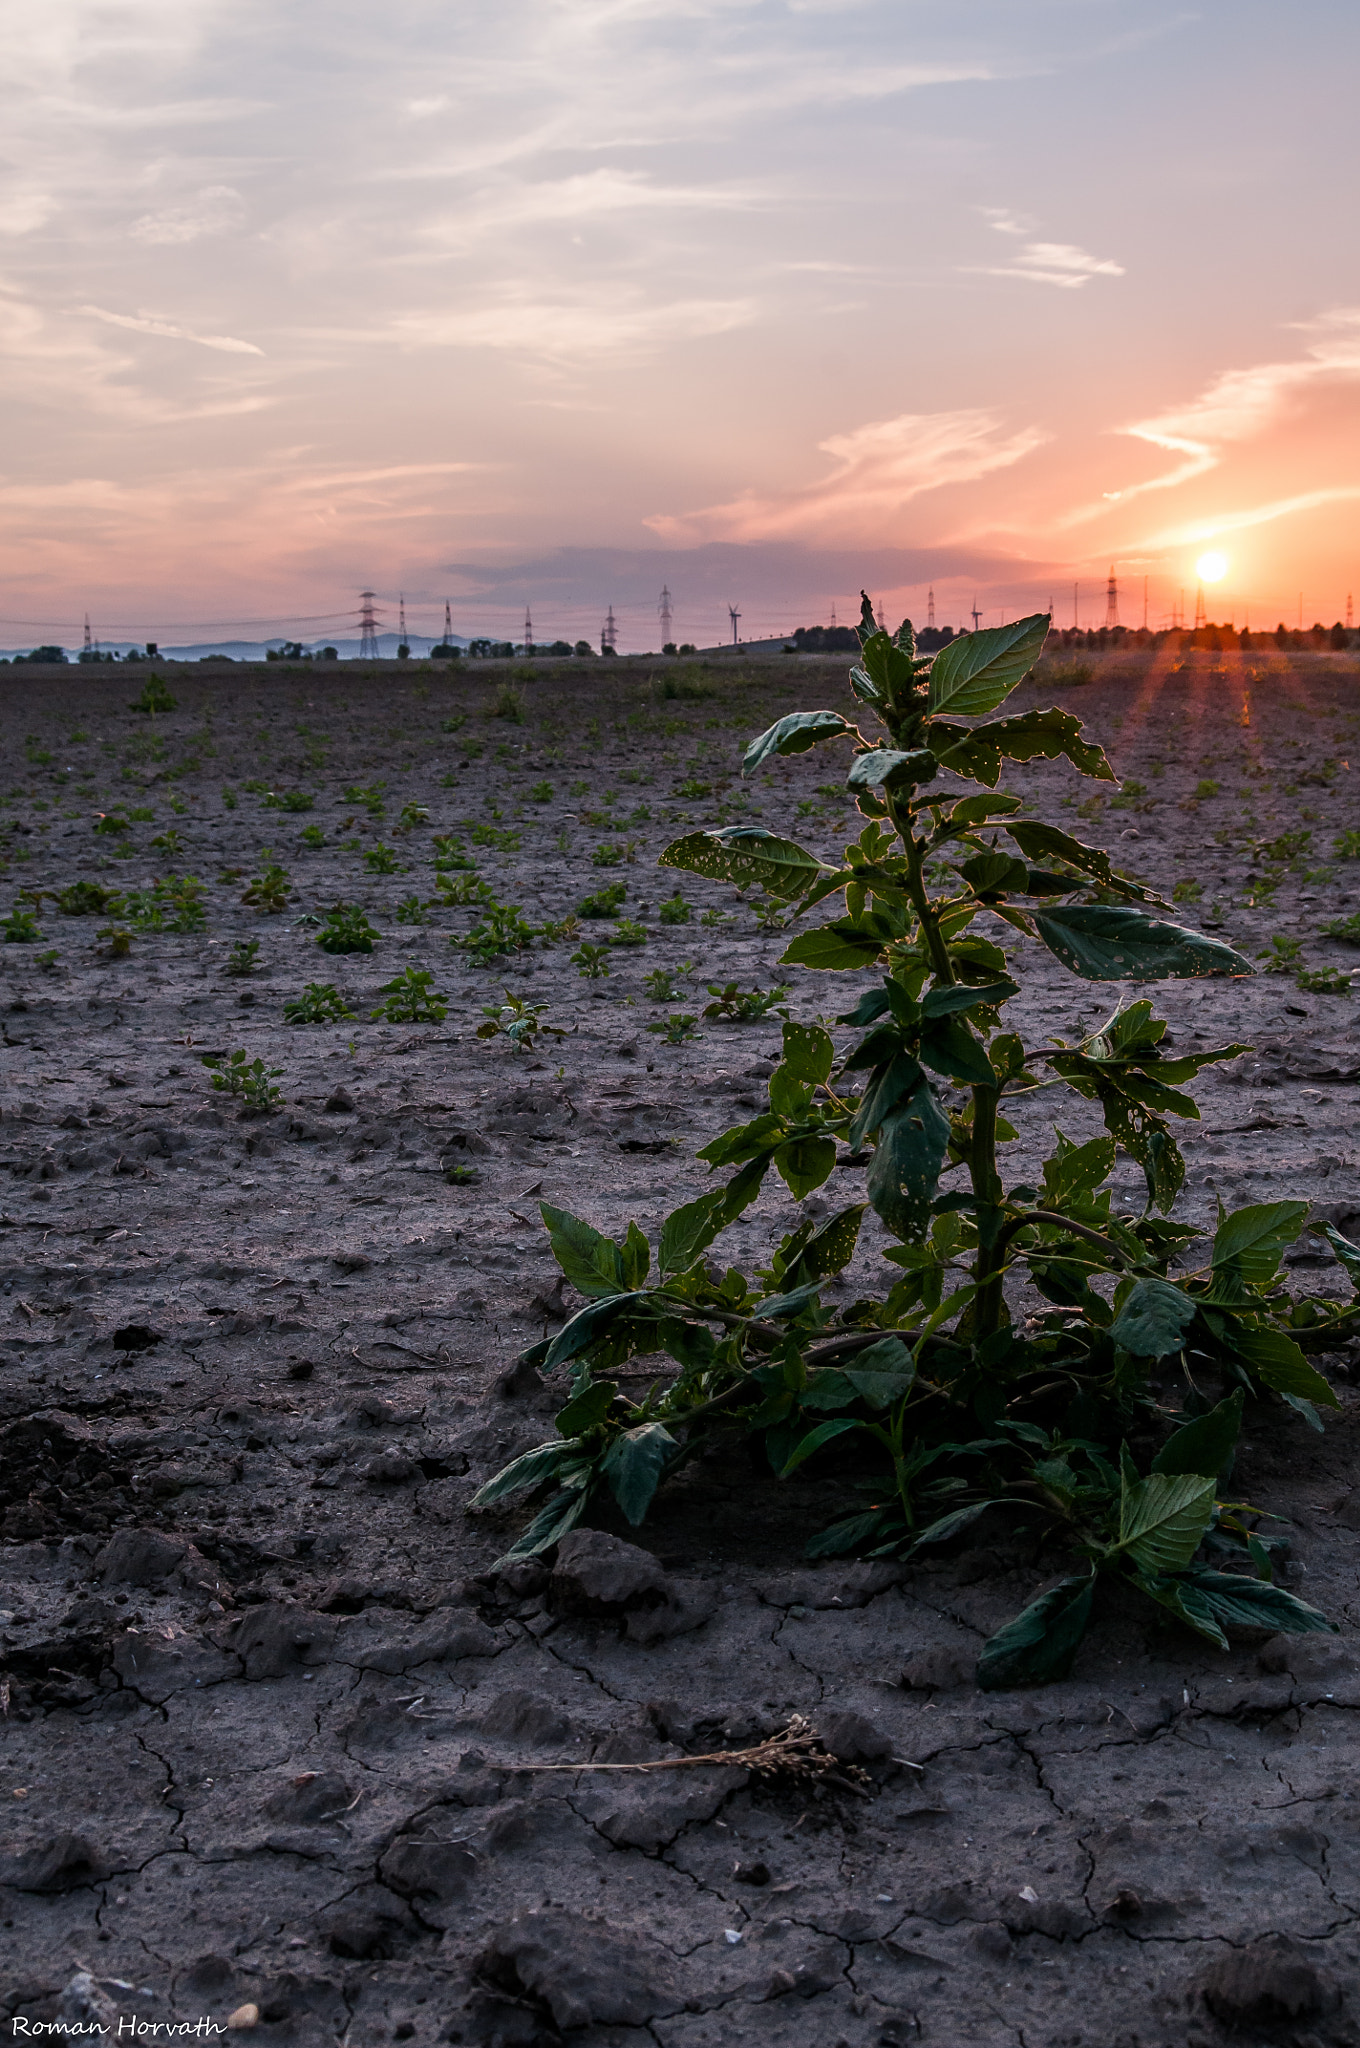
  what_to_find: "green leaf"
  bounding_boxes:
[1040,1131,1115,1203]
[743,710,854,775]
[753,1280,823,1320]
[658,1188,728,1275]
[1003,819,1143,898]
[773,1134,838,1199]
[1212,1201,1310,1285]
[495,1483,592,1564]
[621,1219,651,1291]
[540,1202,626,1298]
[977,1571,1097,1689]
[777,1417,863,1477]
[1230,1324,1340,1408]
[659,827,823,900]
[1152,1391,1244,1478]
[848,1050,924,1151]
[920,978,1018,1019]
[781,921,888,971]
[804,1509,892,1559]
[934,706,1116,788]
[1033,905,1253,982]
[543,1291,654,1371]
[867,1076,951,1241]
[910,1500,1000,1550]
[469,1439,569,1507]
[1322,1222,1360,1292]
[555,1379,617,1437]
[800,1369,859,1412]
[918,1016,997,1089]
[926,613,1050,718]
[797,1203,867,1280]
[846,748,938,790]
[959,852,1028,897]
[601,1422,677,1525]
[1178,1569,1336,1637]
[1117,1471,1217,1573]
[1111,1277,1198,1358]
[781,1019,834,1086]
[1131,1569,1229,1648]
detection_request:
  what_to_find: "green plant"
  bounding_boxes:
[342,783,386,816]
[363,842,401,873]
[1195,779,1220,801]
[445,1162,480,1184]
[221,788,238,810]
[702,981,791,1022]
[371,965,448,1022]
[396,893,429,925]
[699,905,733,927]
[452,899,538,966]
[317,904,379,954]
[202,1049,282,1110]
[477,989,564,1051]
[1257,829,1311,864]
[435,873,492,908]
[610,918,648,946]
[441,715,467,734]
[130,676,176,715]
[127,807,155,822]
[643,963,692,1003]
[1333,830,1360,860]
[658,893,691,925]
[150,828,183,855]
[539,915,580,944]
[569,779,590,798]
[753,898,788,931]
[646,1011,700,1043]
[225,939,260,977]
[1296,967,1352,995]
[264,789,315,812]
[1172,879,1203,904]
[530,781,554,803]
[93,811,130,837]
[579,881,627,919]
[300,825,325,850]
[572,942,611,979]
[54,881,117,916]
[4,905,40,942]
[242,861,291,913]
[469,824,523,851]
[1259,935,1303,974]
[284,981,355,1024]
[676,777,711,800]
[1321,911,1360,945]
[491,684,524,723]
[475,595,1353,1686]
[433,834,476,871]
[97,925,132,958]
[397,801,430,832]
[118,876,207,933]
[36,948,59,970]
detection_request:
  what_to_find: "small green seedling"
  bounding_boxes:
[432,834,476,871]
[264,789,315,812]
[242,862,291,913]
[530,781,554,803]
[364,842,401,873]
[150,828,183,855]
[1322,911,1360,945]
[396,894,429,925]
[753,899,788,931]
[572,942,611,979]
[699,905,733,927]
[55,882,117,916]
[579,881,626,919]
[318,904,379,954]
[35,948,59,971]
[342,783,387,816]
[702,981,791,1022]
[1297,967,1352,995]
[397,801,430,832]
[643,963,692,1002]
[1259,935,1303,974]
[225,939,261,977]
[284,981,355,1024]
[202,1049,282,1110]
[453,901,539,966]
[647,1011,700,1043]
[592,843,624,868]
[1195,779,1220,801]
[611,918,648,947]
[445,1162,480,1184]
[435,873,491,908]
[93,811,130,836]
[300,825,325,849]
[658,893,691,925]
[372,965,449,1022]
[96,925,132,958]
[440,715,467,734]
[477,989,563,1051]
[539,915,580,944]
[1333,830,1360,860]
[469,824,523,851]
[130,677,176,715]
[1172,879,1203,904]
[491,685,524,723]
[4,906,40,942]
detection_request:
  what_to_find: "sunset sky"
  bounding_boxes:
[4,0,1359,650]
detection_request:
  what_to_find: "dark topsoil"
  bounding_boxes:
[2,646,1360,2047]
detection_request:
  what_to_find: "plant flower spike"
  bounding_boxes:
[474,596,1357,1687]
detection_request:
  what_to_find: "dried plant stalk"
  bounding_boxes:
[500,1714,885,1795]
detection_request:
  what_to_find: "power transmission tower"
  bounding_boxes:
[398,594,408,647]
[358,591,381,660]
[926,586,935,630]
[658,585,673,646]
[443,601,453,644]
[970,599,982,633]
[83,613,92,654]
[830,601,837,631]
[523,605,534,655]
[876,600,886,632]
[1104,565,1119,629]
[1193,583,1207,631]
[728,604,741,646]
[601,606,617,655]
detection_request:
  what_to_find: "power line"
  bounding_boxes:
[358,590,381,661]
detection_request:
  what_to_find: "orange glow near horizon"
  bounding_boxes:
[1196,551,1229,583]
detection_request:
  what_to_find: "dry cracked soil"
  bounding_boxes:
[3,644,1360,2048]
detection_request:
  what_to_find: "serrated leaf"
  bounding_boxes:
[935,706,1116,787]
[555,1378,617,1437]
[601,1422,677,1525]
[469,1439,570,1507]
[977,1571,1097,1689]
[848,1050,923,1151]
[1178,1569,1336,1637]
[781,921,888,971]
[1152,1391,1244,1478]
[1033,905,1253,982]
[797,1203,867,1280]
[543,1290,654,1371]
[781,1019,834,1085]
[659,827,823,900]
[658,1188,728,1275]
[846,748,938,790]
[743,710,854,776]
[540,1202,626,1298]
[1111,1277,1198,1358]
[926,613,1050,718]
[1004,818,1142,896]
[920,978,1018,1019]
[1117,1471,1217,1573]
[1229,1324,1340,1408]
[867,1076,951,1241]
[1212,1201,1310,1284]
[777,1417,863,1478]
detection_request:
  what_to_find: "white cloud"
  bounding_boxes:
[129,184,244,245]
[79,305,263,355]
[646,410,1046,542]
[970,241,1125,290]
[390,287,756,361]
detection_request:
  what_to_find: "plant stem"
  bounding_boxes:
[891,798,954,985]
[969,1084,1006,1335]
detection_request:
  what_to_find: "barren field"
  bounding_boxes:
[3,644,1360,2048]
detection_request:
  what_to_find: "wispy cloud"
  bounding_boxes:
[1145,485,1360,548]
[646,410,1046,543]
[78,305,263,355]
[969,241,1125,290]
[129,185,244,245]
[391,287,755,361]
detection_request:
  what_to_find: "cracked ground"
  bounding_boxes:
[3,645,1360,2047]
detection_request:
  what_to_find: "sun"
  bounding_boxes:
[1196,550,1228,583]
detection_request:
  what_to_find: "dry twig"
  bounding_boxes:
[497,1714,889,1797]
